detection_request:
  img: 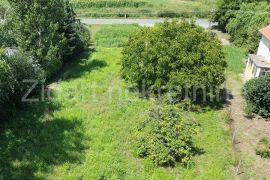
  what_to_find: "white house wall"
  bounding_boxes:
[257,36,270,61]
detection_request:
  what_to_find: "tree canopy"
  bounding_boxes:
[226,2,270,53]
[121,21,226,100]
[7,0,90,77]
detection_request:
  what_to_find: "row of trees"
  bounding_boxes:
[213,0,270,53]
[0,0,90,120]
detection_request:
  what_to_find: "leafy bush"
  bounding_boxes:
[136,105,198,166]
[0,3,8,19]
[0,51,45,120]
[157,10,178,18]
[212,0,244,30]
[71,0,148,9]
[0,58,15,119]
[256,138,270,158]
[212,0,269,30]
[122,21,226,101]
[0,24,16,48]
[226,2,270,53]
[7,0,90,78]
[0,59,15,103]
[242,74,270,118]
[6,52,45,105]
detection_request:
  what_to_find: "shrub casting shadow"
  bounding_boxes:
[59,48,107,81]
[49,48,107,82]
[0,101,89,179]
[62,58,107,80]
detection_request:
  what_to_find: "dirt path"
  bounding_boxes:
[227,74,270,180]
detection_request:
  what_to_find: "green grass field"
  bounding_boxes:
[0,0,218,18]
[224,46,246,75]
[0,25,236,179]
[71,0,218,18]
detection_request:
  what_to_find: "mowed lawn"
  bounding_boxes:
[0,25,235,179]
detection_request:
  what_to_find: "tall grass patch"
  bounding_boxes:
[95,24,140,47]
[224,45,245,74]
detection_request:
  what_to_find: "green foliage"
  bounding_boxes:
[244,103,254,118]
[7,0,90,78]
[213,0,270,52]
[212,0,269,30]
[0,24,16,48]
[136,105,198,166]
[0,59,14,103]
[72,0,217,18]
[242,74,270,118]
[212,0,244,30]
[75,23,91,52]
[226,2,270,53]
[5,52,45,104]
[0,51,45,120]
[62,0,90,58]
[122,21,226,100]
[0,4,6,19]
[95,24,140,47]
[71,0,148,8]
[256,138,270,158]
[157,10,178,18]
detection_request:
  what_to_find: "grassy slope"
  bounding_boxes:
[0,25,234,179]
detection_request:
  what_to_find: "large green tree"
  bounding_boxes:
[226,2,270,53]
[212,0,269,30]
[121,21,227,101]
[7,0,89,77]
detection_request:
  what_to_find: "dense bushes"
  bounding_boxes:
[0,0,90,120]
[212,0,270,53]
[136,105,198,166]
[71,0,148,9]
[0,51,44,120]
[242,74,270,118]
[7,0,90,77]
[226,2,270,53]
[121,21,226,101]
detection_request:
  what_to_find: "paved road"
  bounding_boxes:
[80,18,217,29]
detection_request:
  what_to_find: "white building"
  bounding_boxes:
[245,25,270,80]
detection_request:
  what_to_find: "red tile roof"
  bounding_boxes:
[259,25,270,41]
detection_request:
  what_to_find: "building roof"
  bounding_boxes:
[249,54,270,68]
[259,25,270,41]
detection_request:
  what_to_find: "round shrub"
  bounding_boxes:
[121,21,227,100]
[6,51,45,106]
[0,51,45,121]
[136,105,198,166]
[243,74,270,118]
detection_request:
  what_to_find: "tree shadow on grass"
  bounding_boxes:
[62,58,107,80]
[0,101,89,179]
[49,48,107,82]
